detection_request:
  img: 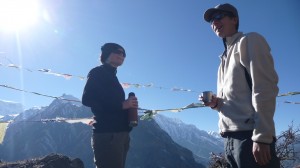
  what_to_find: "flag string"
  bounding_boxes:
[0,84,299,143]
[1,57,299,121]
[0,83,299,122]
[0,61,198,93]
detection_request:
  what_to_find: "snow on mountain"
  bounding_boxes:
[1,95,205,168]
[49,94,82,107]
[13,106,47,122]
[0,100,24,122]
[154,114,224,165]
[0,95,223,167]
[3,94,84,122]
[0,114,19,121]
[207,130,222,139]
[0,100,24,116]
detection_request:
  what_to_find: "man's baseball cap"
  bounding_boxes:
[204,3,238,22]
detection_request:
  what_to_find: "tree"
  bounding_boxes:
[208,123,300,168]
[276,122,300,168]
[208,152,227,168]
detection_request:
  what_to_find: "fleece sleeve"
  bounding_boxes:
[240,32,279,143]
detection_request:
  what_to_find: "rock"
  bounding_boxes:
[0,153,84,168]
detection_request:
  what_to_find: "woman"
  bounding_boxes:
[82,43,138,168]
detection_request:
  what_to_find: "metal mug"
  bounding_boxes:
[201,91,213,103]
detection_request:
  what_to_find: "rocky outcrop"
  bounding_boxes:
[0,154,84,168]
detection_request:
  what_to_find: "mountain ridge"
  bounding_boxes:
[0,95,205,168]
[155,114,223,165]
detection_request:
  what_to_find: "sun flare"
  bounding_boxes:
[0,0,39,31]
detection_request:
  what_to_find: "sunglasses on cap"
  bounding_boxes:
[209,13,232,24]
[112,49,126,57]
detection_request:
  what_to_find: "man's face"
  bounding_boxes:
[210,12,238,38]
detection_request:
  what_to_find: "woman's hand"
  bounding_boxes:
[122,96,138,109]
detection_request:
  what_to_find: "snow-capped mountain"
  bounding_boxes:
[0,100,23,116]
[0,100,24,122]
[0,95,205,168]
[207,130,222,139]
[49,94,82,107]
[155,114,224,165]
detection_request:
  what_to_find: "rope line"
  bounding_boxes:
[0,61,198,93]
[1,56,299,122]
[0,84,299,116]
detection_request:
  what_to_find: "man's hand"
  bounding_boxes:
[253,142,271,166]
[198,94,218,108]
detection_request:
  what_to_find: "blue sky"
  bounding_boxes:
[0,0,299,134]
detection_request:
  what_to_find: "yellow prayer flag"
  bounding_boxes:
[0,122,9,144]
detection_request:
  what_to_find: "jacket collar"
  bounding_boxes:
[225,32,243,46]
[103,63,117,74]
[220,32,243,59]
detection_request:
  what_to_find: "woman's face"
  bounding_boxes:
[106,48,126,68]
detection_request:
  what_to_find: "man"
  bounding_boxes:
[82,43,138,168]
[200,3,280,168]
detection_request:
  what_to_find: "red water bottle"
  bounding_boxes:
[128,92,138,127]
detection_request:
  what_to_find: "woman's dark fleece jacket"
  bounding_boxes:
[82,64,131,133]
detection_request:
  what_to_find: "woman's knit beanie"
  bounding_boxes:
[100,43,126,64]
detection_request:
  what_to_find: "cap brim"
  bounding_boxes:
[204,8,222,22]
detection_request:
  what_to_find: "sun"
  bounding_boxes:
[0,0,39,31]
